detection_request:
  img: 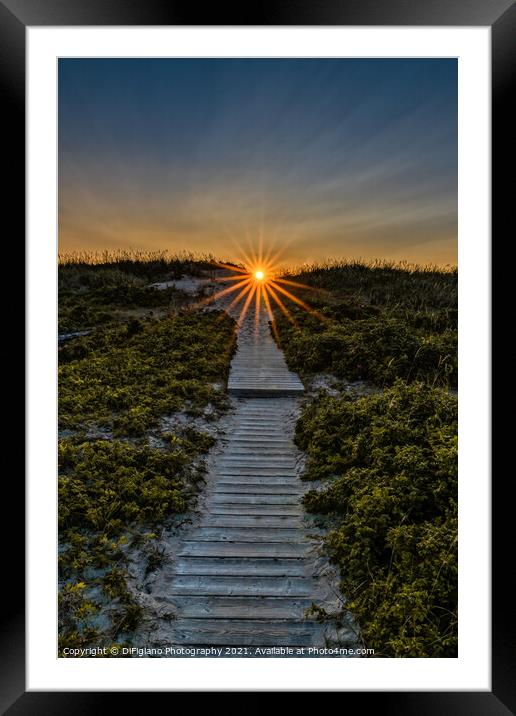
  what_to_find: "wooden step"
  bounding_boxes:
[205,504,302,516]
[170,619,324,646]
[215,455,297,462]
[224,440,293,448]
[184,527,309,542]
[216,463,297,471]
[198,515,303,529]
[213,468,298,477]
[224,440,297,450]
[171,557,307,577]
[207,475,302,486]
[228,429,294,435]
[228,388,304,397]
[167,575,317,597]
[179,541,310,558]
[162,596,314,619]
[206,494,301,505]
[228,429,296,436]
[208,484,303,495]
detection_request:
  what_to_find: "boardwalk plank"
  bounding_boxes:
[167,575,316,596]
[171,619,324,646]
[171,557,307,577]
[179,542,310,558]
[161,596,314,619]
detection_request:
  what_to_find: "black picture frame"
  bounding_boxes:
[4,0,510,709]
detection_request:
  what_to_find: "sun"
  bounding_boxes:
[198,241,327,329]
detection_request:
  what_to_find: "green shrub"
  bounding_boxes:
[58,259,236,652]
[297,381,457,657]
[282,260,457,311]
[58,438,192,536]
[58,264,187,332]
[272,261,457,388]
[276,313,456,388]
[59,311,235,434]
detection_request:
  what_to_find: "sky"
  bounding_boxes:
[58,58,457,267]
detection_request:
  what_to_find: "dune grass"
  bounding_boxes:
[274,260,457,389]
[296,381,457,657]
[59,311,234,435]
[58,255,236,654]
[272,260,458,657]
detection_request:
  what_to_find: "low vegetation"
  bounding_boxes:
[297,381,457,657]
[59,311,234,435]
[58,250,219,333]
[275,260,457,388]
[272,260,458,657]
[58,253,235,655]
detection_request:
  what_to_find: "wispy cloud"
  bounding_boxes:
[59,58,457,266]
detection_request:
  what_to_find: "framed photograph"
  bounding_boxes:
[4,0,510,708]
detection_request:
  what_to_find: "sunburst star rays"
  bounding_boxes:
[205,247,325,327]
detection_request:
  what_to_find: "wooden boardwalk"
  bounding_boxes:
[227,305,304,396]
[149,294,357,653]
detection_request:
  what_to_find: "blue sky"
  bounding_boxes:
[59,58,457,266]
